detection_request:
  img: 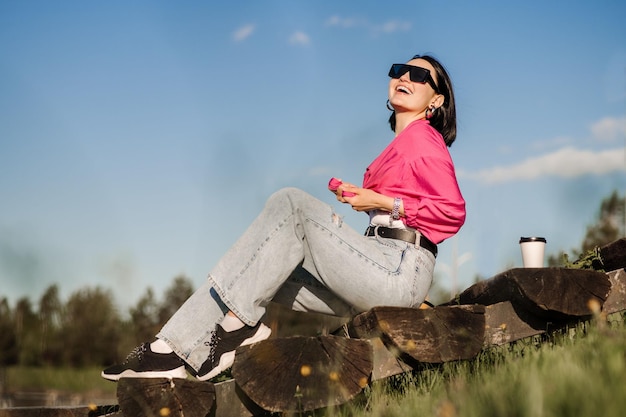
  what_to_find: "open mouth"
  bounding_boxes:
[396,85,411,94]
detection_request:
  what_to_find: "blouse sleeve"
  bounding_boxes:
[362,120,466,244]
[402,152,466,244]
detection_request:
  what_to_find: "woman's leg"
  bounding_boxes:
[271,264,357,317]
[167,187,433,371]
[104,187,434,379]
[209,187,433,319]
[155,281,228,366]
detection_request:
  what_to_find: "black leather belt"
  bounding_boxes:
[365,226,437,257]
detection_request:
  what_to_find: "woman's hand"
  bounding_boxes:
[341,186,403,215]
[332,180,357,202]
[341,187,381,212]
[331,179,404,216]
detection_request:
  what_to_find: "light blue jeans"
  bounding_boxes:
[157,187,435,370]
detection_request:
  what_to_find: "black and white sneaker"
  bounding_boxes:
[196,322,271,381]
[101,342,187,381]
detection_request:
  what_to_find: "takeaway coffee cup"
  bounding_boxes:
[519,237,547,267]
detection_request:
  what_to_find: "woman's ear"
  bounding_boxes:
[433,94,445,109]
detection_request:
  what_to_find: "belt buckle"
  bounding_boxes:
[367,225,379,236]
[368,225,386,239]
[413,231,421,249]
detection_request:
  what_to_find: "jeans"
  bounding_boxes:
[157,187,435,370]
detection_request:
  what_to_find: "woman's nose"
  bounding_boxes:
[399,70,411,81]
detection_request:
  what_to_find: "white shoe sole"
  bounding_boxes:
[101,366,187,381]
[196,324,271,381]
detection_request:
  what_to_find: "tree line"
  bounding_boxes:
[547,190,625,266]
[1,191,624,368]
[0,275,194,368]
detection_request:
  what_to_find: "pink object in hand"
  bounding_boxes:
[328,177,355,197]
[328,178,342,191]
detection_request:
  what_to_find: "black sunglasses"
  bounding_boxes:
[388,63,440,94]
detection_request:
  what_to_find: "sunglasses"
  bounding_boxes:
[388,64,440,94]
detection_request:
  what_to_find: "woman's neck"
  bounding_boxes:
[394,112,425,136]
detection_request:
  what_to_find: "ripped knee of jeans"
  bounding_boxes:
[331,210,343,227]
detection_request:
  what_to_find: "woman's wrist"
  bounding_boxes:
[391,198,401,220]
[389,197,401,226]
[379,194,403,217]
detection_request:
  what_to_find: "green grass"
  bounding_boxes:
[3,366,116,398]
[327,314,626,417]
[3,315,625,416]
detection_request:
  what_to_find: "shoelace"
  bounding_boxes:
[123,343,147,363]
[207,331,221,365]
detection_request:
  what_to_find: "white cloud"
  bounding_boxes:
[591,116,626,142]
[326,15,359,28]
[233,24,255,42]
[288,31,310,46]
[326,15,366,28]
[459,147,626,184]
[529,135,572,152]
[374,20,412,34]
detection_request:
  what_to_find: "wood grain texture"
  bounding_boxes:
[117,378,214,417]
[444,268,611,319]
[232,336,372,412]
[350,305,485,364]
[599,238,626,272]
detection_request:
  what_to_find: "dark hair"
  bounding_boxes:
[388,54,457,146]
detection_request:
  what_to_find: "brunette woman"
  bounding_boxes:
[102,54,465,381]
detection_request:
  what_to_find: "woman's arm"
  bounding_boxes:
[337,185,404,216]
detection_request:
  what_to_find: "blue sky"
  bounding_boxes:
[1,0,625,309]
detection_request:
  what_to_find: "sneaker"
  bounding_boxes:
[101,342,188,381]
[196,322,271,381]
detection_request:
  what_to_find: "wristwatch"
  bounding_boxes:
[390,197,401,226]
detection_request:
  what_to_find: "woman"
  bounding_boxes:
[102,54,465,382]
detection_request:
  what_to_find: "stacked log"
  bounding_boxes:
[349,305,485,364]
[116,378,214,417]
[232,336,371,413]
[16,239,622,417]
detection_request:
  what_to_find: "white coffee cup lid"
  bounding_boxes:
[519,236,547,243]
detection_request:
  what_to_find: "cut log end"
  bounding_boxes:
[350,305,485,364]
[449,268,612,319]
[232,336,372,412]
[599,238,626,272]
[116,378,215,417]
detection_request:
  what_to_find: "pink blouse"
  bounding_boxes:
[363,119,466,244]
